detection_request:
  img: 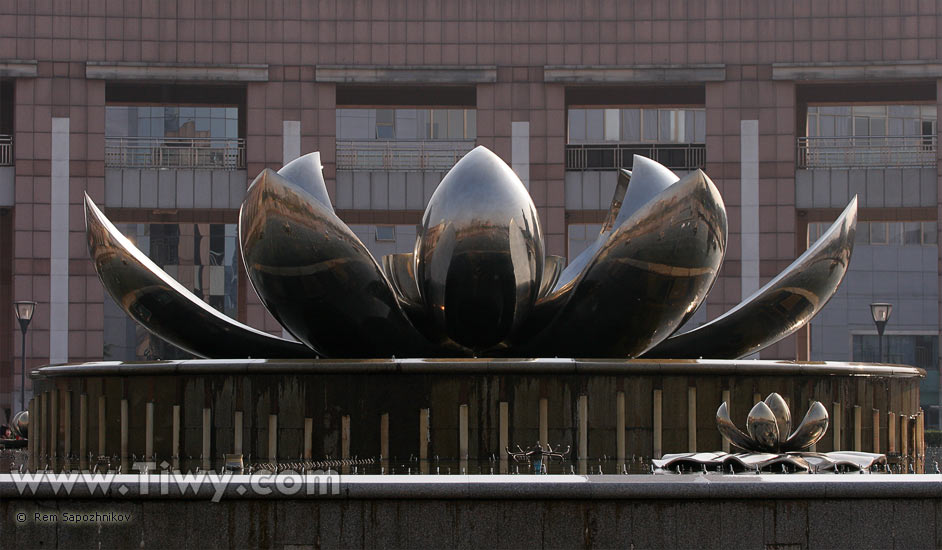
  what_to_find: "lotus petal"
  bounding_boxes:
[782,401,829,452]
[538,255,565,299]
[746,401,780,451]
[276,152,332,212]
[415,146,544,350]
[716,402,759,452]
[527,169,727,357]
[239,169,429,357]
[645,196,857,359]
[84,193,312,359]
[764,392,792,440]
[382,252,422,308]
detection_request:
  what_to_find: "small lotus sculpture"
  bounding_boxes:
[85,146,857,359]
[717,393,829,453]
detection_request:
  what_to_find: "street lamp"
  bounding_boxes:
[870,302,892,363]
[13,301,36,413]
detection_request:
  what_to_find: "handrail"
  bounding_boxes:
[336,139,476,171]
[565,143,705,171]
[105,136,245,170]
[797,135,937,168]
[0,135,12,166]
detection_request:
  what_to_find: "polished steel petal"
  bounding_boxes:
[746,401,780,451]
[527,169,727,357]
[276,152,332,212]
[781,401,829,452]
[382,253,422,308]
[598,169,630,234]
[716,402,760,452]
[415,146,544,350]
[646,196,857,359]
[613,155,679,227]
[84,193,312,359]
[240,169,430,357]
[538,255,565,299]
[764,392,792,440]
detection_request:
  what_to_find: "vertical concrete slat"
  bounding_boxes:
[721,390,731,453]
[687,387,697,453]
[616,391,626,462]
[233,411,243,455]
[120,398,129,459]
[28,398,35,471]
[578,395,588,474]
[49,389,58,461]
[171,405,181,462]
[900,413,909,460]
[380,413,389,462]
[63,391,71,462]
[653,390,663,459]
[419,408,429,474]
[303,417,313,459]
[539,397,548,445]
[872,409,880,453]
[499,402,509,474]
[888,411,896,453]
[853,405,862,451]
[458,404,469,460]
[341,415,351,459]
[202,407,211,469]
[145,402,154,458]
[39,392,46,461]
[97,395,106,457]
[268,414,278,462]
[79,394,87,469]
[832,402,842,451]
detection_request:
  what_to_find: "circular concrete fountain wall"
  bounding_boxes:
[28,359,924,471]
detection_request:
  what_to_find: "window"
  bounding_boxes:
[375,225,395,242]
[105,105,239,140]
[336,108,477,141]
[375,109,395,139]
[806,105,937,138]
[568,107,705,144]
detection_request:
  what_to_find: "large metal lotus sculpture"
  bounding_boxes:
[85,146,857,359]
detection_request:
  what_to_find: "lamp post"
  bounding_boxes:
[13,301,36,413]
[870,302,892,363]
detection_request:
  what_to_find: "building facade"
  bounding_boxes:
[1,0,941,424]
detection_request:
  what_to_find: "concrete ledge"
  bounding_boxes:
[773,61,942,81]
[85,62,269,82]
[0,60,38,78]
[315,65,497,83]
[31,358,925,379]
[543,64,726,83]
[3,474,942,500]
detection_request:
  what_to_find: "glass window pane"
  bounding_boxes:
[870,222,887,244]
[658,110,671,142]
[887,221,901,244]
[854,116,870,136]
[924,222,938,244]
[903,222,922,244]
[855,222,869,245]
[448,109,463,139]
[642,109,658,141]
[585,109,604,141]
[568,109,586,142]
[621,109,640,141]
[465,110,476,139]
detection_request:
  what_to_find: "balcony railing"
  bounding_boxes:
[566,143,705,171]
[0,135,12,166]
[105,137,245,170]
[797,136,937,169]
[336,139,476,171]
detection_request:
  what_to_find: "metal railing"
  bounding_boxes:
[105,137,245,170]
[0,135,12,166]
[797,136,937,168]
[566,143,706,171]
[336,139,476,171]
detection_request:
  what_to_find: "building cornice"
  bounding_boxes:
[85,62,269,82]
[315,65,497,83]
[0,60,38,78]
[772,61,942,81]
[543,64,726,83]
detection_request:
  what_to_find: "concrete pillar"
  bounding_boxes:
[499,402,509,474]
[539,397,548,445]
[145,402,154,458]
[687,387,697,452]
[233,411,243,455]
[616,391,626,462]
[721,390,731,453]
[303,417,313,459]
[653,390,663,459]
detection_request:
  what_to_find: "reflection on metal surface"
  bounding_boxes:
[84,194,312,359]
[538,255,565,299]
[507,442,571,474]
[529,169,727,357]
[239,169,429,358]
[646,197,858,359]
[717,393,829,454]
[11,410,28,438]
[415,146,544,351]
[276,151,332,212]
